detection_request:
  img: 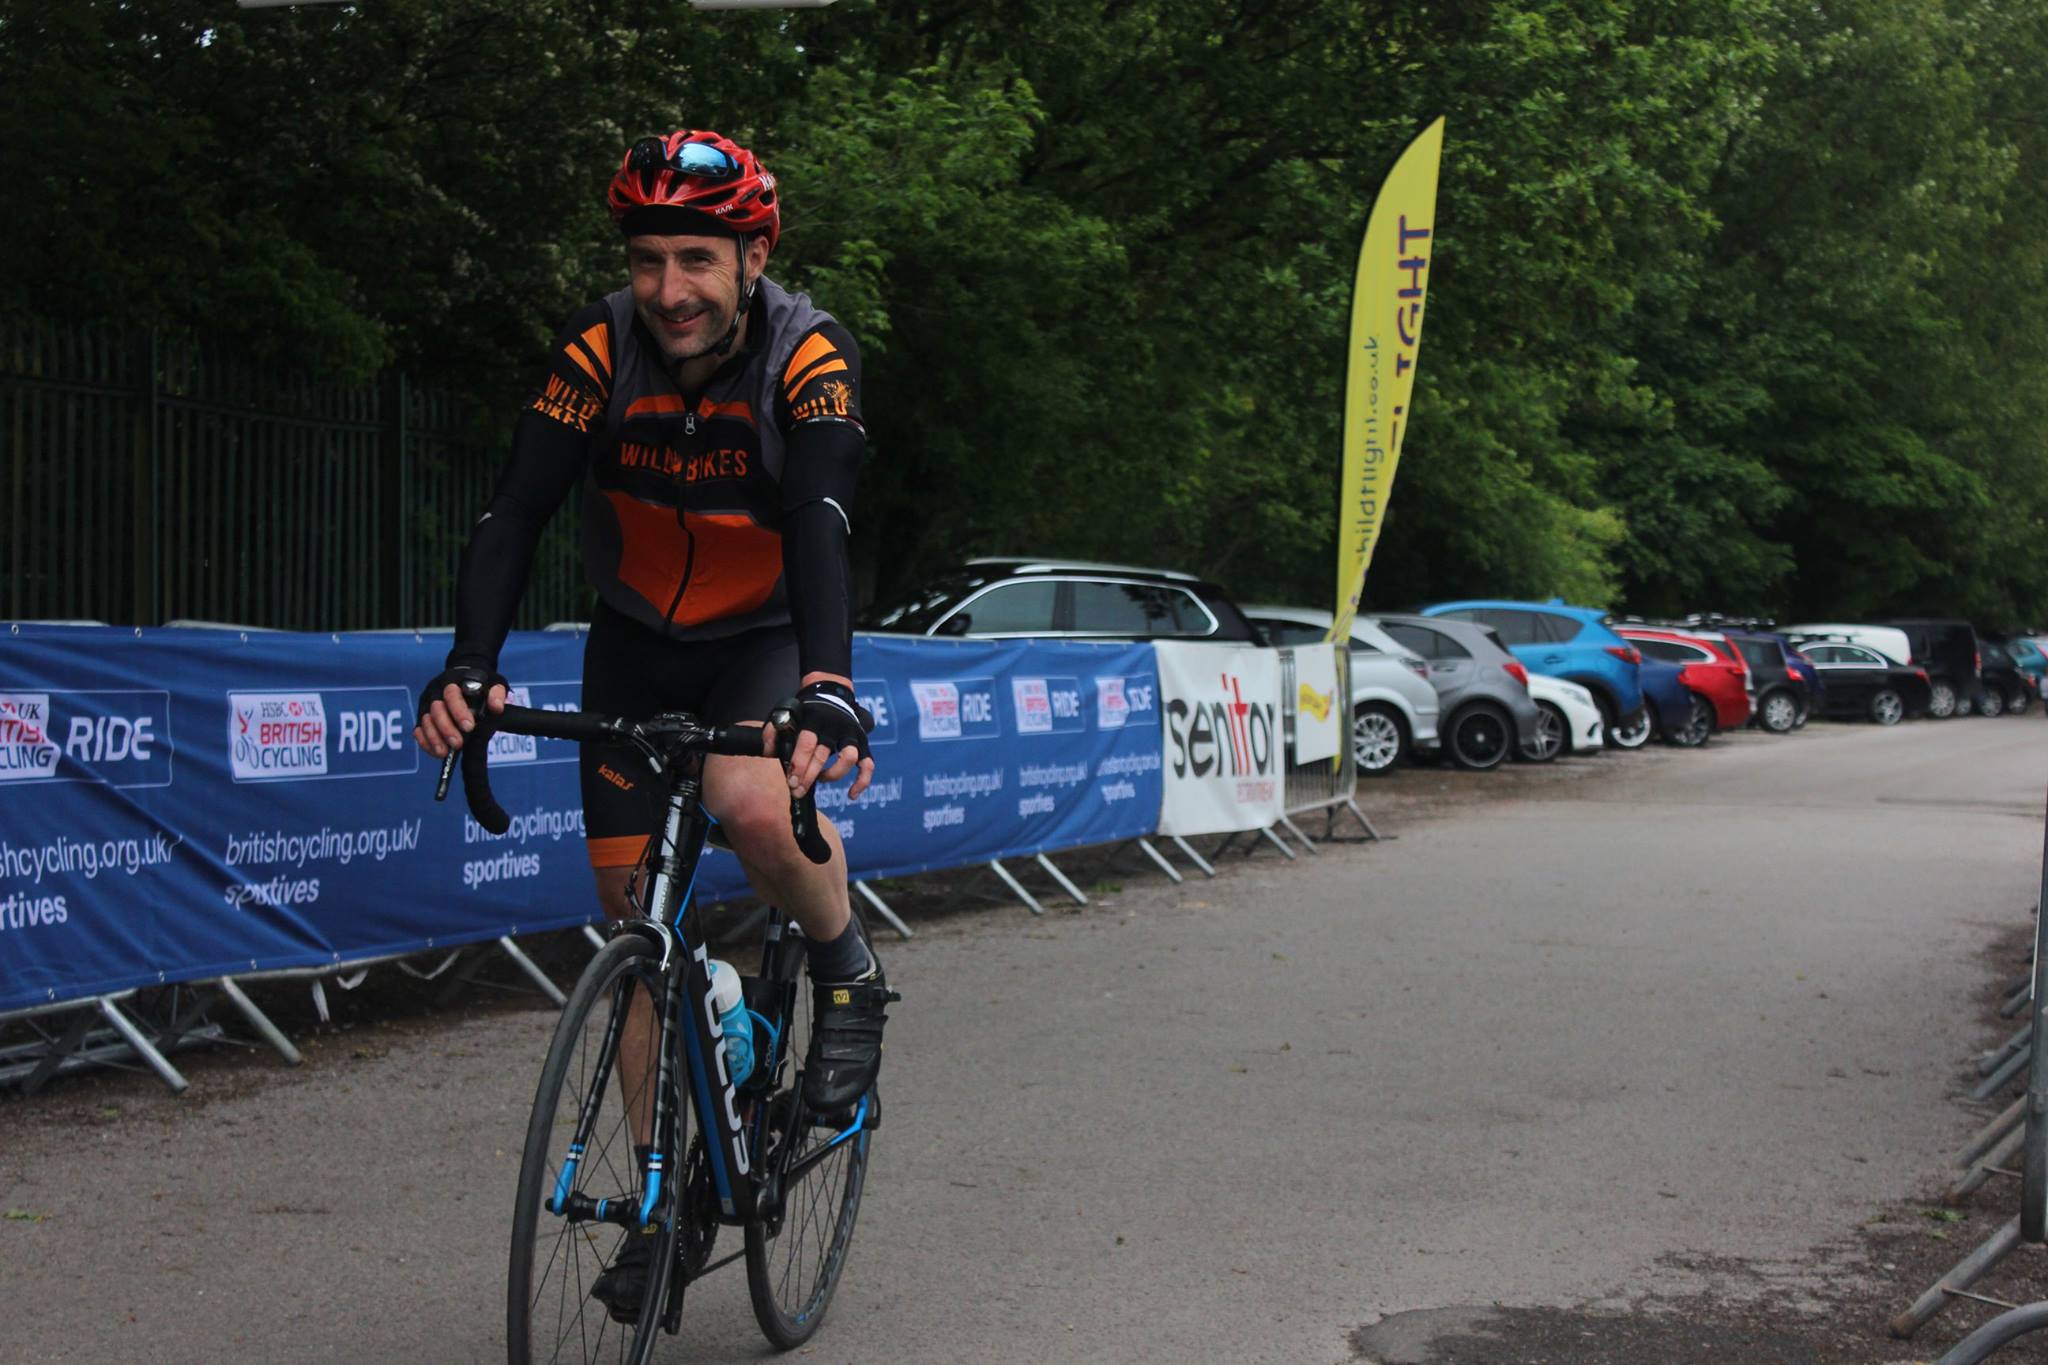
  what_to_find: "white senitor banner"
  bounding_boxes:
[1293,644,1343,764]
[1154,642,1286,836]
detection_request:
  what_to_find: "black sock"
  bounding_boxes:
[806,918,876,982]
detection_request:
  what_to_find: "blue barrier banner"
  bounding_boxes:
[1,627,1162,1012]
[0,625,592,1012]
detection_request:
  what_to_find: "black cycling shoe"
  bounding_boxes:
[802,968,896,1118]
[589,1230,656,1324]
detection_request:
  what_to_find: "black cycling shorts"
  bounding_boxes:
[579,600,798,868]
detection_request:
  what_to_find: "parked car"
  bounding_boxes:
[861,558,1263,642]
[1679,615,1824,725]
[1243,605,1442,777]
[1417,599,1646,744]
[1614,627,1752,733]
[1782,622,1914,668]
[1369,613,1545,771]
[1793,640,1933,725]
[1522,673,1605,762]
[2005,636,2048,688]
[1881,618,1981,718]
[1721,631,1809,733]
[1975,637,2034,717]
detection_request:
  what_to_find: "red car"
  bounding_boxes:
[1616,627,1752,731]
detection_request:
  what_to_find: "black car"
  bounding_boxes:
[1793,640,1933,725]
[1974,637,2035,717]
[860,558,1265,642]
[1721,631,1810,734]
[1881,618,1980,718]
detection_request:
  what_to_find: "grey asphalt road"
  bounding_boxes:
[4,717,2043,1364]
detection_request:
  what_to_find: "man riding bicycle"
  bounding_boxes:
[412,129,891,1314]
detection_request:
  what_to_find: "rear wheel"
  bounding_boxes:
[2009,687,2032,716]
[1668,693,1714,748]
[1519,702,1566,763]
[1758,689,1799,734]
[1352,703,1410,777]
[1868,688,1904,726]
[1979,688,2005,718]
[509,934,677,1365]
[1446,704,1513,770]
[1928,680,1958,718]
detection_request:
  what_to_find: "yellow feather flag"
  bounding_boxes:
[1331,117,1445,644]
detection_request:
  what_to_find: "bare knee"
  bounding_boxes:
[716,786,798,871]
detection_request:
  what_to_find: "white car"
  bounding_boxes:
[1245,605,1442,776]
[1780,622,1914,667]
[1523,672,1604,761]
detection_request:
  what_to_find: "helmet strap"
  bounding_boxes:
[709,236,756,357]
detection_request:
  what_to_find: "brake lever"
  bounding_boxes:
[767,700,834,866]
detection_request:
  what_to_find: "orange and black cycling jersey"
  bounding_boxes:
[447,278,865,681]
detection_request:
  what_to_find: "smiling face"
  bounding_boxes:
[626,230,770,373]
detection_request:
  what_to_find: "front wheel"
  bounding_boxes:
[1668,693,1714,748]
[745,969,871,1349]
[1352,703,1410,776]
[1927,680,1957,718]
[1979,688,2006,718]
[1610,707,1653,750]
[509,933,679,1365]
[1869,688,1904,727]
[2009,687,2033,716]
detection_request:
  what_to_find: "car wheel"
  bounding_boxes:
[1352,703,1410,777]
[1792,695,1811,728]
[1610,708,1653,750]
[1927,679,1957,718]
[1758,688,1799,734]
[2008,687,2032,716]
[1979,689,2004,718]
[1446,704,1513,771]
[1868,688,1904,727]
[1519,702,1566,763]
[1668,693,1713,748]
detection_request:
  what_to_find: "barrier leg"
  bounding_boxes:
[1974,1044,2030,1103]
[215,977,302,1066]
[1981,1022,2032,1075]
[853,881,914,940]
[97,996,189,1095]
[987,860,1048,916]
[1170,836,1217,878]
[1345,798,1386,841]
[1958,1097,2027,1170]
[1892,1216,2023,1338]
[1034,854,1088,906]
[1279,815,1320,854]
[1947,1126,2025,1203]
[582,924,608,950]
[1936,1300,2048,1365]
[1259,826,1298,860]
[496,936,567,1008]
[18,1008,96,1097]
[2001,980,2031,1019]
[1135,838,1185,884]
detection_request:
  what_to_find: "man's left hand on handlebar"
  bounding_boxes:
[413,665,509,758]
[776,677,875,801]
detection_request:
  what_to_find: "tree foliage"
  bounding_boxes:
[4,0,2046,626]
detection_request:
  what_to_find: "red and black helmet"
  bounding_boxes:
[607,129,779,250]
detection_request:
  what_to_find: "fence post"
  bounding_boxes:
[379,370,408,626]
[132,329,161,624]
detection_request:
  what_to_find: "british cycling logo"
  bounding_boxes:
[1095,675,1159,731]
[1012,677,1085,736]
[1166,671,1277,784]
[227,687,423,782]
[910,678,1000,742]
[0,690,174,787]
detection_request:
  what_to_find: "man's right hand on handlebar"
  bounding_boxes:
[414,665,509,758]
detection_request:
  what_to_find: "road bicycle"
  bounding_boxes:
[435,699,880,1363]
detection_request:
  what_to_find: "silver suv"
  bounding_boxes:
[1368,612,1544,771]
[1243,605,1441,776]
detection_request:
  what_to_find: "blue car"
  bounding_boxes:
[1420,599,1646,745]
[1755,629,1823,724]
[1616,654,1715,749]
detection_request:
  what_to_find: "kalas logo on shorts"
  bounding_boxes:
[910,677,1000,742]
[1,690,174,788]
[1095,675,1158,730]
[1012,677,1084,736]
[228,687,420,783]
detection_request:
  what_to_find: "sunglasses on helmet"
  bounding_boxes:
[628,137,740,181]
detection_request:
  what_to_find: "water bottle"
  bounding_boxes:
[707,959,754,1087]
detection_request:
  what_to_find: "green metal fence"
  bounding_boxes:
[3,321,586,630]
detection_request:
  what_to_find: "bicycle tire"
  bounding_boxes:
[743,961,871,1349]
[508,934,682,1365]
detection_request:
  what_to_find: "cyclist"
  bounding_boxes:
[412,129,892,1313]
